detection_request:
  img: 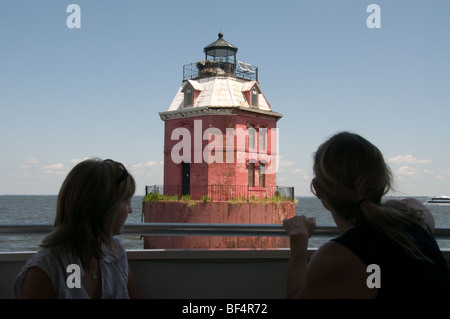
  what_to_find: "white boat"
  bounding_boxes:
[425,196,450,205]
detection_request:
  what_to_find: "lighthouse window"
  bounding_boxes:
[259,163,265,187]
[251,89,259,107]
[184,88,194,107]
[248,124,255,149]
[248,163,255,187]
[259,126,266,151]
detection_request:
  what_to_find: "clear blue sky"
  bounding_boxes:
[1,0,449,196]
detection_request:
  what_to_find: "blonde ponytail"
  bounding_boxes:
[357,199,430,261]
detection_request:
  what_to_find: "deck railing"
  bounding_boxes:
[144,185,295,201]
[1,224,449,300]
[1,223,450,239]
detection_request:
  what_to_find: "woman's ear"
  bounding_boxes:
[312,178,332,211]
[311,178,321,198]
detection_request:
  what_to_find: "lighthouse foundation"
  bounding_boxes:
[143,201,296,249]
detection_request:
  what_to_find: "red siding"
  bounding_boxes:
[163,109,278,190]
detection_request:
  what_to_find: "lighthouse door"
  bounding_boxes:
[182,162,190,195]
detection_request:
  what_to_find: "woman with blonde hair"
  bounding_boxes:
[283,132,450,298]
[15,158,142,298]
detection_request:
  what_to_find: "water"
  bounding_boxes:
[0,195,449,251]
[0,195,145,252]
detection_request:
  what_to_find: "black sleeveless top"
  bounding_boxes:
[331,225,450,298]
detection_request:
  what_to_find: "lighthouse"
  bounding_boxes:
[143,33,295,249]
[160,32,282,199]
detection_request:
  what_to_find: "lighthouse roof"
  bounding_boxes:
[168,77,271,112]
[204,32,238,57]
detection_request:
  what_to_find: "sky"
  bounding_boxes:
[1,0,449,196]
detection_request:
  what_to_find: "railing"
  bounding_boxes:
[1,223,450,239]
[1,223,449,300]
[144,185,295,201]
[183,62,258,82]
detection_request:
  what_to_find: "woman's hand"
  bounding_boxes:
[283,215,316,239]
[283,215,317,298]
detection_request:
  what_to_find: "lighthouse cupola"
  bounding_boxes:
[197,32,238,77]
[204,32,237,63]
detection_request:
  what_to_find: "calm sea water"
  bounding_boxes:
[0,195,449,251]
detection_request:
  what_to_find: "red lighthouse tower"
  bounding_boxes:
[144,33,295,249]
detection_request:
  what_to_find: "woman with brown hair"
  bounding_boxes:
[15,158,142,298]
[283,132,450,298]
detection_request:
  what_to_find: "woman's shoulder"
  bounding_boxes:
[310,239,377,279]
[15,247,67,298]
[17,265,57,298]
[19,246,78,278]
[102,236,127,263]
[302,241,377,298]
[313,240,365,265]
[23,247,59,268]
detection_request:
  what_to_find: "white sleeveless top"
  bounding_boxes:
[15,237,130,299]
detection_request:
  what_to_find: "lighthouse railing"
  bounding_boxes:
[144,185,295,201]
[182,63,258,82]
